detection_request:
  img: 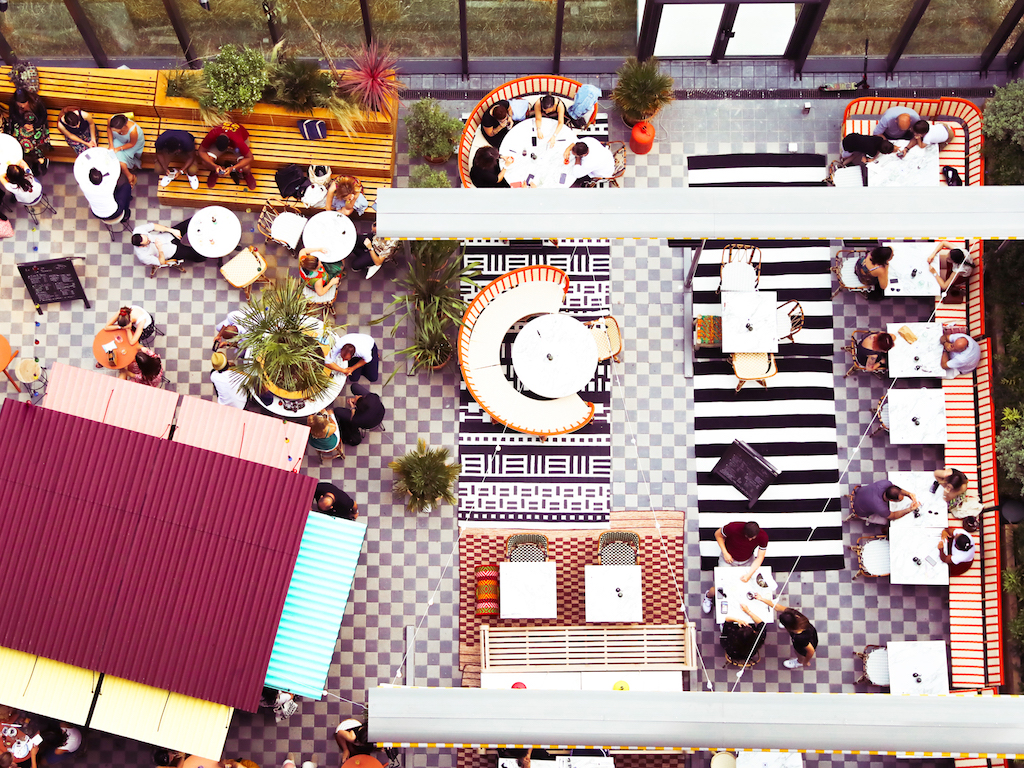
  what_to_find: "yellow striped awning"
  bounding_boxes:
[0,647,98,725]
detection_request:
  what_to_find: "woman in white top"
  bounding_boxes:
[2,159,43,206]
[103,305,155,346]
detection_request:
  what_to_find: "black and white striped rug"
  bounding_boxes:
[687,153,828,187]
[456,240,612,527]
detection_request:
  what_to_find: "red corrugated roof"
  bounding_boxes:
[0,399,318,712]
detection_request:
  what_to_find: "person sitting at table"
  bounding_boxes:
[854,245,892,294]
[850,479,919,526]
[481,101,514,147]
[855,331,894,373]
[719,604,767,664]
[840,133,895,166]
[313,482,357,521]
[213,308,248,350]
[7,88,51,177]
[564,139,615,186]
[155,128,200,190]
[901,119,950,156]
[938,527,975,576]
[119,348,163,387]
[132,219,206,273]
[198,122,257,190]
[326,332,380,383]
[348,222,399,278]
[701,521,768,614]
[299,250,343,296]
[307,410,341,452]
[751,594,818,669]
[107,114,144,188]
[872,106,921,140]
[534,94,567,147]
[210,351,247,409]
[470,146,511,188]
[334,382,386,445]
[940,331,981,375]
[927,240,974,299]
[56,106,97,156]
[326,175,369,217]
[933,467,970,513]
[104,305,155,346]
[335,719,375,763]
[2,160,44,212]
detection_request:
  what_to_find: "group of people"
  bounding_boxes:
[0,706,83,768]
[840,106,952,167]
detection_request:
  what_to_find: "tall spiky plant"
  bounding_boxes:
[342,42,405,118]
[389,439,461,513]
[234,277,334,400]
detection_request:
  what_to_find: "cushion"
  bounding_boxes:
[601,540,636,566]
[861,539,891,575]
[695,315,722,346]
[864,648,890,685]
[475,563,499,617]
[270,211,307,250]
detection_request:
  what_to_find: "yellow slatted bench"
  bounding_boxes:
[0,66,159,117]
[842,97,983,187]
[43,111,161,168]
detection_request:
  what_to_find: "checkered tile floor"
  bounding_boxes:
[0,94,961,768]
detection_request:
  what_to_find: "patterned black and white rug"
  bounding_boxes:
[456,240,612,527]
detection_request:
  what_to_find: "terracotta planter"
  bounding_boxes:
[424,151,453,165]
[619,107,659,129]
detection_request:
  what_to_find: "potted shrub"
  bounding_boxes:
[203,44,269,117]
[610,56,675,126]
[264,43,361,132]
[389,438,461,513]
[405,98,463,163]
[409,164,452,188]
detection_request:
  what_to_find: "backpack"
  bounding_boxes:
[298,118,327,140]
[275,164,311,200]
[567,84,601,128]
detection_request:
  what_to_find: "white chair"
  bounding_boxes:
[720,261,758,292]
[303,283,338,318]
[851,535,891,579]
[854,645,890,686]
[831,249,870,298]
[270,211,306,251]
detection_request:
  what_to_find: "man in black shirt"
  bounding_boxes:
[312,482,358,520]
[335,383,385,430]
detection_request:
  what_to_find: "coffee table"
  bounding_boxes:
[188,206,242,259]
[302,210,356,263]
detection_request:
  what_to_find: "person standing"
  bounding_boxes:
[752,594,819,669]
[7,88,50,176]
[312,482,358,521]
[702,521,768,614]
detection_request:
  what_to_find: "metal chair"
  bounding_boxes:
[221,246,273,299]
[850,535,890,580]
[731,352,777,392]
[597,531,640,565]
[149,260,187,279]
[580,141,627,188]
[831,249,870,298]
[23,192,56,226]
[0,335,20,393]
[98,208,132,241]
[853,645,890,686]
[318,442,345,464]
[775,299,804,343]
[843,329,887,378]
[505,533,549,562]
[583,316,622,362]
[869,394,890,437]
[723,650,762,670]
[258,198,306,255]
[720,244,761,292]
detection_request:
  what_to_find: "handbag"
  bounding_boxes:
[0,218,13,239]
[298,118,327,140]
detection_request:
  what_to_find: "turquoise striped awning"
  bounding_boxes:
[264,512,367,699]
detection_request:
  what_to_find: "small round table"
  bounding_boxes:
[511,313,599,398]
[253,322,348,418]
[0,134,24,164]
[302,210,356,263]
[92,327,141,370]
[188,206,242,259]
[499,117,579,188]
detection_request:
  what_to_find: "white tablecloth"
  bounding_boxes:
[500,117,579,188]
[302,210,356,263]
[868,142,940,187]
[0,133,24,164]
[887,388,947,444]
[511,313,599,398]
[889,527,948,585]
[584,565,642,623]
[889,470,949,528]
[884,241,941,297]
[714,566,776,624]
[887,640,949,695]
[721,291,778,353]
[500,561,557,618]
[887,322,945,378]
[188,206,242,259]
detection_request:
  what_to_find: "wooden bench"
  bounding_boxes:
[0,67,160,117]
[480,624,698,672]
[842,97,984,187]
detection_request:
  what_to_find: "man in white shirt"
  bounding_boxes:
[213,308,248,350]
[73,147,132,222]
[563,139,615,186]
[210,352,248,409]
[131,219,205,272]
[940,332,981,376]
[326,332,379,382]
[902,119,951,155]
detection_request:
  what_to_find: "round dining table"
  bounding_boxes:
[0,134,24,165]
[254,320,347,418]
[511,313,599,398]
[302,210,356,263]
[188,206,242,259]
[499,117,579,188]
[92,327,141,369]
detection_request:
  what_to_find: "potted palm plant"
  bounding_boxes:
[389,439,461,513]
[405,98,464,163]
[233,277,335,401]
[610,57,675,126]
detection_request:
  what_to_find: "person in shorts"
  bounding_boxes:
[702,520,768,614]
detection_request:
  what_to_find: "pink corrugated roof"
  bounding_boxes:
[0,398,318,712]
[43,362,179,438]
[174,396,309,472]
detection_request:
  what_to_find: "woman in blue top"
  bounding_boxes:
[108,113,145,186]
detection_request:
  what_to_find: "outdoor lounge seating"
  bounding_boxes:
[597,531,640,566]
[505,533,549,562]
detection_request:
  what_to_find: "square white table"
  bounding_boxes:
[887,322,945,378]
[887,640,950,695]
[722,291,779,353]
[889,470,949,528]
[889,527,949,585]
[867,141,940,187]
[499,561,557,619]
[584,565,642,623]
[883,241,941,297]
[481,671,581,690]
[886,388,947,444]
[714,566,776,624]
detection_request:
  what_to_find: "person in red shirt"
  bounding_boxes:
[198,122,256,190]
[702,520,769,614]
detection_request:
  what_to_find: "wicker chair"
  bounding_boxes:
[869,394,890,438]
[831,249,871,298]
[221,246,273,299]
[580,141,627,188]
[720,244,761,293]
[843,485,862,522]
[850,535,891,580]
[597,531,640,565]
[304,284,338,319]
[776,299,805,343]
[583,316,622,362]
[853,645,890,686]
[258,198,307,255]
[505,533,549,562]
[723,651,762,670]
[731,352,777,392]
[843,329,887,378]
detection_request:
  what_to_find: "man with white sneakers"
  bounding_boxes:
[155,129,200,190]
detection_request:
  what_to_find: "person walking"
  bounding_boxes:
[753,594,819,669]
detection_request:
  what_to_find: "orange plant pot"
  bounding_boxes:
[629,120,655,154]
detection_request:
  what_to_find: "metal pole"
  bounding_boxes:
[979,0,1024,74]
[62,0,109,67]
[553,0,565,74]
[0,28,16,66]
[786,0,830,78]
[636,0,663,61]
[459,0,469,78]
[161,0,199,68]
[885,0,931,76]
[359,0,373,46]
[710,4,739,63]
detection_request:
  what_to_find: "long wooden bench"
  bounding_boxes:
[842,97,984,187]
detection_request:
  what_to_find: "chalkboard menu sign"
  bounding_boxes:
[17,258,90,315]
[712,439,780,509]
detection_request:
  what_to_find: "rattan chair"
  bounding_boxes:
[850,535,890,580]
[731,352,777,392]
[148,260,187,279]
[869,394,890,437]
[843,484,862,522]
[304,284,338,318]
[720,244,761,292]
[723,651,762,670]
[221,246,273,299]
[583,316,622,362]
[505,533,549,562]
[258,198,307,254]
[580,141,627,188]
[776,299,805,343]
[831,249,871,298]
[843,329,887,378]
[853,645,890,686]
[597,531,640,565]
